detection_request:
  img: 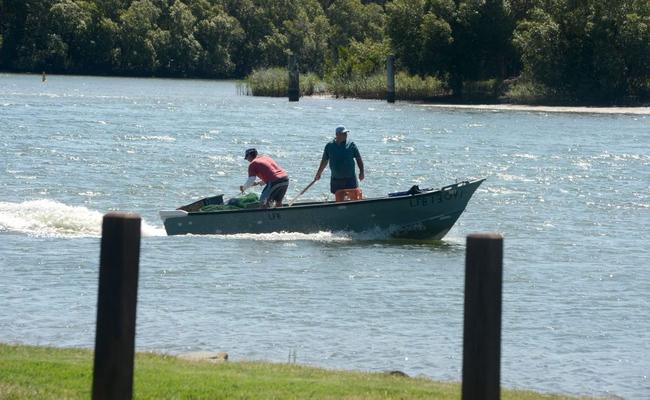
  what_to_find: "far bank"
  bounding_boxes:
[242,68,650,107]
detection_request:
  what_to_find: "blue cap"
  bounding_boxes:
[335,126,349,135]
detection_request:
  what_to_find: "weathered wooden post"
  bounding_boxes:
[386,55,395,103]
[92,212,141,400]
[288,54,299,102]
[462,233,503,400]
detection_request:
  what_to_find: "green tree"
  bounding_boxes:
[618,12,650,96]
[47,0,95,71]
[512,7,563,85]
[164,1,201,76]
[94,0,129,20]
[328,37,390,82]
[386,0,454,77]
[195,5,244,77]
[1,0,55,71]
[326,0,385,52]
[419,1,454,77]
[514,0,650,100]
[89,16,120,73]
[448,0,518,95]
[225,0,330,74]
[385,0,427,74]
[0,0,4,58]
[223,0,273,75]
[118,0,162,73]
[582,1,650,99]
[281,4,331,75]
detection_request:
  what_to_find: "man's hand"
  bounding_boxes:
[239,185,245,193]
[359,171,365,181]
[314,172,321,181]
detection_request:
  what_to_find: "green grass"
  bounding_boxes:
[244,68,649,105]
[243,67,326,97]
[0,343,590,399]
[323,72,448,100]
[499,78,574,105]
[394,72,448,100]
[243,68,447,101]
[461,79,501,101]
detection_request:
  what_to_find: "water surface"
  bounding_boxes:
[1,74,649,399]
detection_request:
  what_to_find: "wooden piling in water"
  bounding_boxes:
[462,233,503,400]
[386,55,395,103]
[288,54,299,102]
[92,212,141,400]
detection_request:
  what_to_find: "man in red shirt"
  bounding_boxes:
[240,148,289,208]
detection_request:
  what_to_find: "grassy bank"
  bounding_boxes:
[242,68,650,106]
[242,68,448,101]
[240,67,326,97]
[328,72,448,101]
[0,343,588,399]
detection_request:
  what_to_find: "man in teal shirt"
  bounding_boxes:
[314,126,365,194]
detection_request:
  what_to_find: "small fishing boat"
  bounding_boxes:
[159,178,485,239]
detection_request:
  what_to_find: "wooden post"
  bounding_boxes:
[92,212,141,400]
[288,54,299,102]
[386,55,395,103]
[462,233,503,400]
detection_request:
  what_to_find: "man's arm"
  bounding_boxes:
[355,155,364,181]
[314,158,328,181]
[240,176,256,193]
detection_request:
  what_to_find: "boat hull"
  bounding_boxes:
[161,179,484,239]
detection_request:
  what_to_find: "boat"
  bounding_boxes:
[159,178,485,239]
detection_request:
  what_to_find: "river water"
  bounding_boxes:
[1,74,648,399]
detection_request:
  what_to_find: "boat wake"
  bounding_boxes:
[0,199,165,238]
[213,227,444,243]
[215,231,353,242]
[209,229,461,248]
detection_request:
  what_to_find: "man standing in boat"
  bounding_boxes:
[240,148,289,208]
[314,126,365,194]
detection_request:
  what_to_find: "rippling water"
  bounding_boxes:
[1,73,649,399]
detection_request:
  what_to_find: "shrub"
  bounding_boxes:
[328,72,447,100]
[243,68,326,97]
[461,79,501,100]
[395,72,447,100]
[501,78,562,104]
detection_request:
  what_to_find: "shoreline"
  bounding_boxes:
[308,93,650,114]
[4,72,649,114]
[417,103,650,115]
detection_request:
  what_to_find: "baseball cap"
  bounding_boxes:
[244,148,257,158]
[335,126,349,134]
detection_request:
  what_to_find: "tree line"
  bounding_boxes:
[1,0,649,102]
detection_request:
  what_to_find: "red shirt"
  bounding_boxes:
[248,155,287,183]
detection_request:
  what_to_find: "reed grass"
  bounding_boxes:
[1,343,591,400]
[244,68,447,101]
[501,79,560,104]
[243,67,326,97]
[462,79,501,100]
[322,72,448,100]
[394,72,448,100]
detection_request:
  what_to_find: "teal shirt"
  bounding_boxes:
[322,140,360,179]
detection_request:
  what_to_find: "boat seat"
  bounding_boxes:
[335,188,363,202]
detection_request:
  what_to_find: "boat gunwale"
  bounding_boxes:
[180,178,485,218]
